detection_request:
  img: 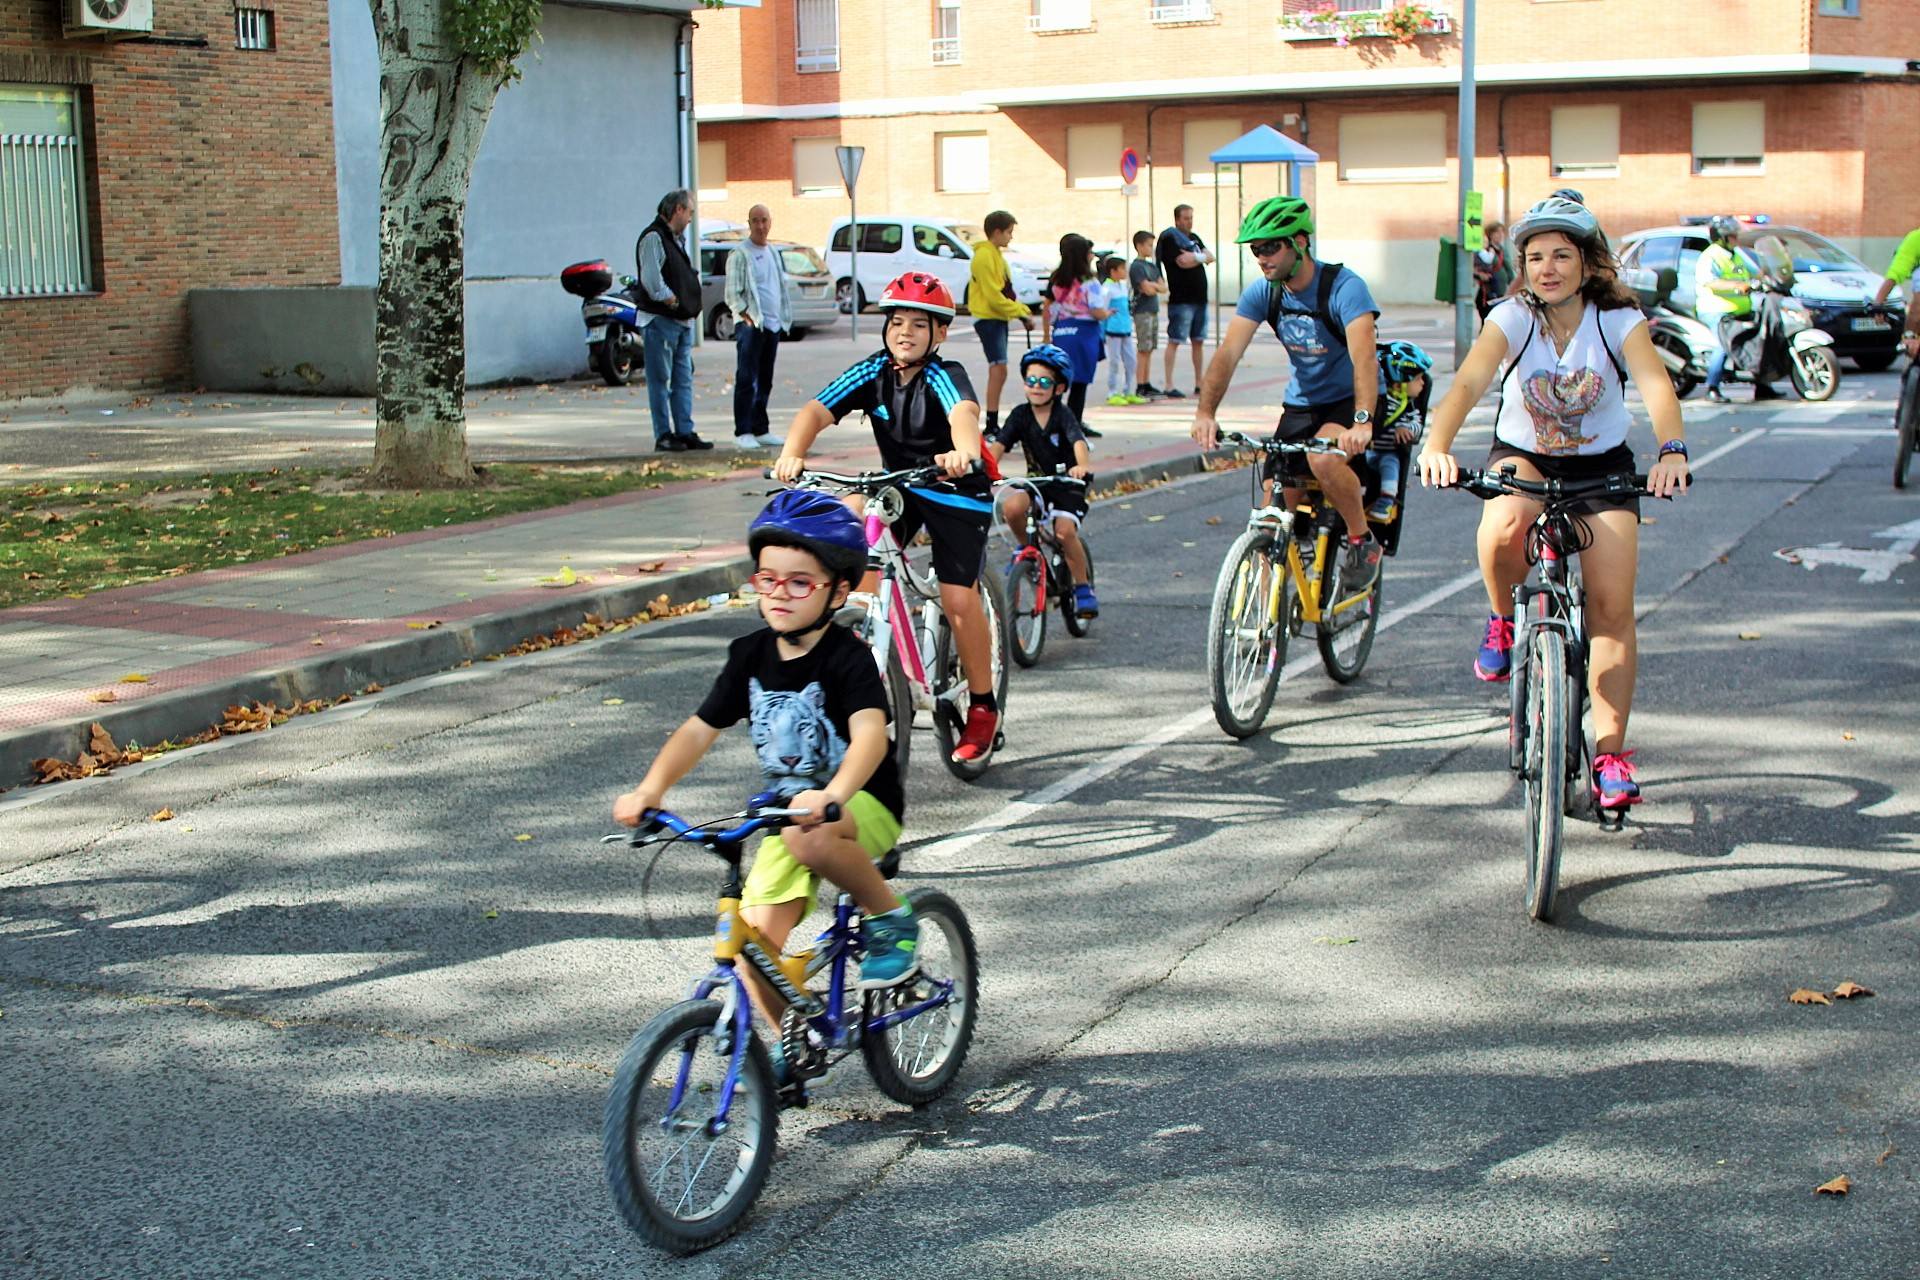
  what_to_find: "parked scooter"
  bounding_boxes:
[561,259,643,386]
[1640,236,1840,402]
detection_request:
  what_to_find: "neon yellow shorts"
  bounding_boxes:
[741,790,902,909]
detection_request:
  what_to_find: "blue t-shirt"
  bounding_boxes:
[1234,266,1380,407]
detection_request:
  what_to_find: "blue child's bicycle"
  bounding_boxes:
[600,795,978,1253]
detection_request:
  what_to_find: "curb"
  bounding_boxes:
[0,448,1217,790]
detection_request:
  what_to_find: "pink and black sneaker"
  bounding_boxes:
[1593,751,1642,810]
[1474,614,1515,682]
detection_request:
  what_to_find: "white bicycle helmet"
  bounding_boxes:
[1510,195,1602,249]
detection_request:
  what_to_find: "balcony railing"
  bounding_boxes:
[1028,2,1094,33]
[1279,2,1453,42]
[931,35,961,63]
[1150,1,1214,22]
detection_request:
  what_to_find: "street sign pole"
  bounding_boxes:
[1453,0,1477,368]
[836,145,866,341]
[1120,148,1141,251]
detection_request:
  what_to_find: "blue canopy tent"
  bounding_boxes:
[1209,124,1319,330]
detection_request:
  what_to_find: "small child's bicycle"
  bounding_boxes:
[996,467,1097,667]
[601,796,978,1253]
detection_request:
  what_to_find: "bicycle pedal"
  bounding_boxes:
[777,1082,811,1110]
[992,731,1006,750]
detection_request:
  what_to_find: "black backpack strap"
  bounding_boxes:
[1594,310,1627,389]
[1265,262,1348,350]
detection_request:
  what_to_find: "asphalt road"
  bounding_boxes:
[3,384,1916,1279]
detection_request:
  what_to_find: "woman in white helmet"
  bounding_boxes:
[1418,193,1690,814]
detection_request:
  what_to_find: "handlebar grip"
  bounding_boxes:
[821,801,842,824]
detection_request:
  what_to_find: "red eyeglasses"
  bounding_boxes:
[750,570,828,599]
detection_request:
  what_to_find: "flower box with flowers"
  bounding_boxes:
[1278,4,1452,46]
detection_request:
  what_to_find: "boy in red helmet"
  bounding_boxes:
[774,272,1004,767]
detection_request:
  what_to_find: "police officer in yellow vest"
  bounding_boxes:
[1695,215,1780,403]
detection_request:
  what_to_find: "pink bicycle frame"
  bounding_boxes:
[865,511,933,689]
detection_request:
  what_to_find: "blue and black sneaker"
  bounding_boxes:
[1073,583,1099,618]
[859,904,919,989]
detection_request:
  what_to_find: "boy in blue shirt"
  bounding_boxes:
[1099,256,1144,406]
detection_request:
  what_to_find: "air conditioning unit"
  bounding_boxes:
[63,0,154,39]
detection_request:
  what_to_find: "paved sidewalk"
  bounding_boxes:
[0,309,1458,787]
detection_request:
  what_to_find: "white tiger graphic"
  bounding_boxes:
[747,678,847,792]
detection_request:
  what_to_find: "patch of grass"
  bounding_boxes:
[0,460,741,609]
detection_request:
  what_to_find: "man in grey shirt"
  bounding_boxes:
[723,204,791,448]
[1127,229,1166,397]
[635,189,710,451]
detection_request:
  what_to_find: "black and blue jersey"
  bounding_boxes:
[814,352,981,477]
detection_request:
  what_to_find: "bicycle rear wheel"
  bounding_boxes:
[1316,517,1380,683]
[1207,528,1286,738]
[1061,541,1097,638]
[861,888,979,1106]
[932,567,1011,780]
[1522,630,1569,923]
[603,999,778,1254]
[1007,554,1046,667]
[1896,365,1919,490]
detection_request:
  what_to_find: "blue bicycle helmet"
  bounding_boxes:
[1020,343,1074,391]
[749,489,869,584]
[1381,340,1434,385]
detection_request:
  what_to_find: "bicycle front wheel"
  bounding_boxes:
[861,888,979,1106]
[1317,519,1380,683]
[1007,554,1046,668]
[1522,630,1570,923]
[603,999,778,1254]
[1896,365,1919,490]
[1207,529,1286,738]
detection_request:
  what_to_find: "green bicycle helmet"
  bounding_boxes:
[1235,195,1314,245]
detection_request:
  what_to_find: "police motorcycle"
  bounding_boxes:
[561,259,643,386]
[1636,235,1839,403]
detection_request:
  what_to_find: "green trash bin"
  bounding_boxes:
[1434,237,1458,305]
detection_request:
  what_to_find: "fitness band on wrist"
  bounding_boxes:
[1658,440,1689,460]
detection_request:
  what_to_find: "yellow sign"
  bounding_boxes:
[1463,191,1486,253]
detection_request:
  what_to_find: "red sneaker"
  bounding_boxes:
[950,704,1000,763]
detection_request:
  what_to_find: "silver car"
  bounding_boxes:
[698,239,839,342]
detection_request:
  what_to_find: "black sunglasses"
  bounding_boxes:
[1248,238,1292,259]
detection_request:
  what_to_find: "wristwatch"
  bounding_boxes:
[1352,408,1372,426]
[1658,439,1689,460]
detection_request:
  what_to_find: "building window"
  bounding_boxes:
[1183,118,1243,186]
[932,0,961,62]
[936,132,989,193]
[793,137,843,197]
[1692,101,1764,176]
[697,138,727,203]
[1337,111,1446,184]
[1029,0,1093,33]
[1150,1,1214,21]
[1550,105,1619,180]
[234,6,275,50]
[0,84,92,297]
[1066,123,1123,189]
[796,0,839,73]
[1816,0,1859,14]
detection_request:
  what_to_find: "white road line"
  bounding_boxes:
[917,431,1768,859]
[1763,427,1888,439]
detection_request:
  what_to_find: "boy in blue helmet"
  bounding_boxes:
[615,491,917,1056]
[987,344,1099,617]
[1365,339,1434,525]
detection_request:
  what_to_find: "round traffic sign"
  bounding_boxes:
[1120,147,1140,184]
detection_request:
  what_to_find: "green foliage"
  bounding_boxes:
[448,0,543,80]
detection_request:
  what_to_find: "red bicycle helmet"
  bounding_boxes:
[877,271,957,319]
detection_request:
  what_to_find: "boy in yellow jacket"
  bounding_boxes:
[970,209,1037,432]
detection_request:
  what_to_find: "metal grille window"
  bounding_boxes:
[235,7,276,51]
[0,84,93,297]
[796,0,839,72]
[932,0,961,63]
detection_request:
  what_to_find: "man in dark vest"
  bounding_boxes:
[635,189,711,451]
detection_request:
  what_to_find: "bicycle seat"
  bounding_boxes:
[877,847,901,880]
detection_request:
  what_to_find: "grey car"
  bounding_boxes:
[698,240,838,342]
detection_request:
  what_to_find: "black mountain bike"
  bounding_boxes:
[1896,358,1919,490]
[1451,467,1662,922]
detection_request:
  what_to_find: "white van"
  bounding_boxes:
[823,216,1041,314]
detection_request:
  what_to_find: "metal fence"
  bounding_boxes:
[0,132,92,296]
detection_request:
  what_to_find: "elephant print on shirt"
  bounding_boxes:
[1521,366,1604,454]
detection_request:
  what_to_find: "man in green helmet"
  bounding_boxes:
[1192,195,1385,585]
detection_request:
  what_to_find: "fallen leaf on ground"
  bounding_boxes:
[364,682,383,694]
[119,672,150,683]
[484,910,499,920]
[602,697,625,706]
[1831,981,1874,999]
[1313,936,1359,946]
[513,833,533,842]
[1789,988,1833,1006]
[1738,632,1762,641]
[1876,1144,1896,1167]
[405,620,442,630]
[1815,1175,1850,1196]
[1205,516,1223,525]
[150,808,174,822]
[1146,514,1166,523]
[88,691,116,703]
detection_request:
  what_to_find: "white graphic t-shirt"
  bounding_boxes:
[1486,298,1645,456]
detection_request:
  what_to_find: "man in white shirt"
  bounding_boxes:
[724,204,793,448]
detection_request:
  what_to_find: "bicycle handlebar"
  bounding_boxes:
[766,460,984,492]
[1219,430,1349,456]
[1448,468,1665,502]
[996,465,1089,493]
[602,796,843,851]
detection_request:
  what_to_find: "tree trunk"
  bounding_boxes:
[368,0,503,488]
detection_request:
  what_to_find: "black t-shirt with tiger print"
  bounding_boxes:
[695,622,903,822]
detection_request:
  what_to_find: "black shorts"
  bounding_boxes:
[1486,441,1640,517]
[1029,477,1090,523]
[894,485,993,587]
[1269,397,1355,484]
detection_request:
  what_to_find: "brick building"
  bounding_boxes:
[690,0,1920,304]
[1,0,340,400]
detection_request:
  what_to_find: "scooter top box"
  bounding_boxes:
[562,259,614,298]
